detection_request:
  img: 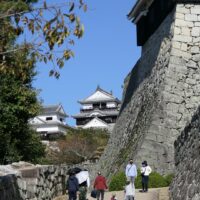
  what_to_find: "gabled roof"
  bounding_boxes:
[29,116,46,124]
[82,117,109,129]
[41,104,68,117]
[78,86,121,104]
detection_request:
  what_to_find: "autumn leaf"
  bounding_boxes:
[69,2,75,12]
[49,69,54,76]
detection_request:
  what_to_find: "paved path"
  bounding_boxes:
[54,188,169,200]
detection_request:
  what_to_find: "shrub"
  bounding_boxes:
[148,172,168,188]
[164,174,174,185]
[135,170,142,189]
[109,171,172,191]
[135,171,169,189]
[109,172,126,191]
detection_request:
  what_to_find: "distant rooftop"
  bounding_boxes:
[41,104,68,117]
[78,86,121,104]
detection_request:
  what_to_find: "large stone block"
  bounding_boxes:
[20,168,39,178]
[173,34,192,43]
[191,27,200,36]
[185,14,198,21]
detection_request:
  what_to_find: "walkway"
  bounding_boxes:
[54,187,169,200]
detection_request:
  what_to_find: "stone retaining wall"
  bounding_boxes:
[0,164,69,200]
[0,161,97,200]
[170,106,200,200]
[99,3,200,177]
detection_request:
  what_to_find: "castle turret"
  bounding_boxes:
[72,86,121,132]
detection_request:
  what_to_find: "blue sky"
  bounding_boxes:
[33,0,141,125]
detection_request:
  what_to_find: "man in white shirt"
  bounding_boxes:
[140,160,152,192]
[125,159,137,183]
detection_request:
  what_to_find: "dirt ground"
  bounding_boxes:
[54,187,169,200]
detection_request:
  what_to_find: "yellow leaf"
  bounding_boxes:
[83,4,87,12]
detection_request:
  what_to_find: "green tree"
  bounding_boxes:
[0,50,45,164]
[0,0,87,164]
[0,0,86,78]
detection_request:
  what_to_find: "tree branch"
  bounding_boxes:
[0,2,71,20]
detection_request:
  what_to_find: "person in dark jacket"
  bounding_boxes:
[66,172,79,200]
[93,172,108,200]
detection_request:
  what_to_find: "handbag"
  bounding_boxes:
[141,167,146,177]
[91,189,97,198]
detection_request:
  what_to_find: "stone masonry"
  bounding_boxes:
[170,106,200,200]
[0,161,97,200]
[99,3,200,177]
[0,162,69,200]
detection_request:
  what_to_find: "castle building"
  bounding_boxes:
[72,86,121,131]
[29,104,69,138]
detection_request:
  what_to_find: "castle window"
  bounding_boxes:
[46,117,53,121]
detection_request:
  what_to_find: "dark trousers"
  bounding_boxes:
[96,189,105,200]
[79,186,87,200]
[142,176,149,191]
[68,191,77,200]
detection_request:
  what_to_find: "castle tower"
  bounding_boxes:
[99,0,200,176]
[72,86,121,132]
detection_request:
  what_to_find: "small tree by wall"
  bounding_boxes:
[45,128,109,164]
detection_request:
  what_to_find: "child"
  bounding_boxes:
[111,193,117,200]
[124,180,135,200]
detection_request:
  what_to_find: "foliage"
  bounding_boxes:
[0,0,87,163]
[109,171,126,191]
[149,172,169,188]
[0,46,45,164]
[135,171,169,188]
[44,128,109,165]
[0,0,87,78]
[164,174,174,185]
[109,171,174,191]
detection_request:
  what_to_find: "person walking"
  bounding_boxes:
[93,172,108,200]
[76,170,90,200]
[125,159,137,183]
[124,180,135,200]
[140,160,152,192]
[66,171,79,200]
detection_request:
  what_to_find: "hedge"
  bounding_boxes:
[109,171,174,191]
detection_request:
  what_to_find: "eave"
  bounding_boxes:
[128,0,154,23]
[78,98,121,105]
